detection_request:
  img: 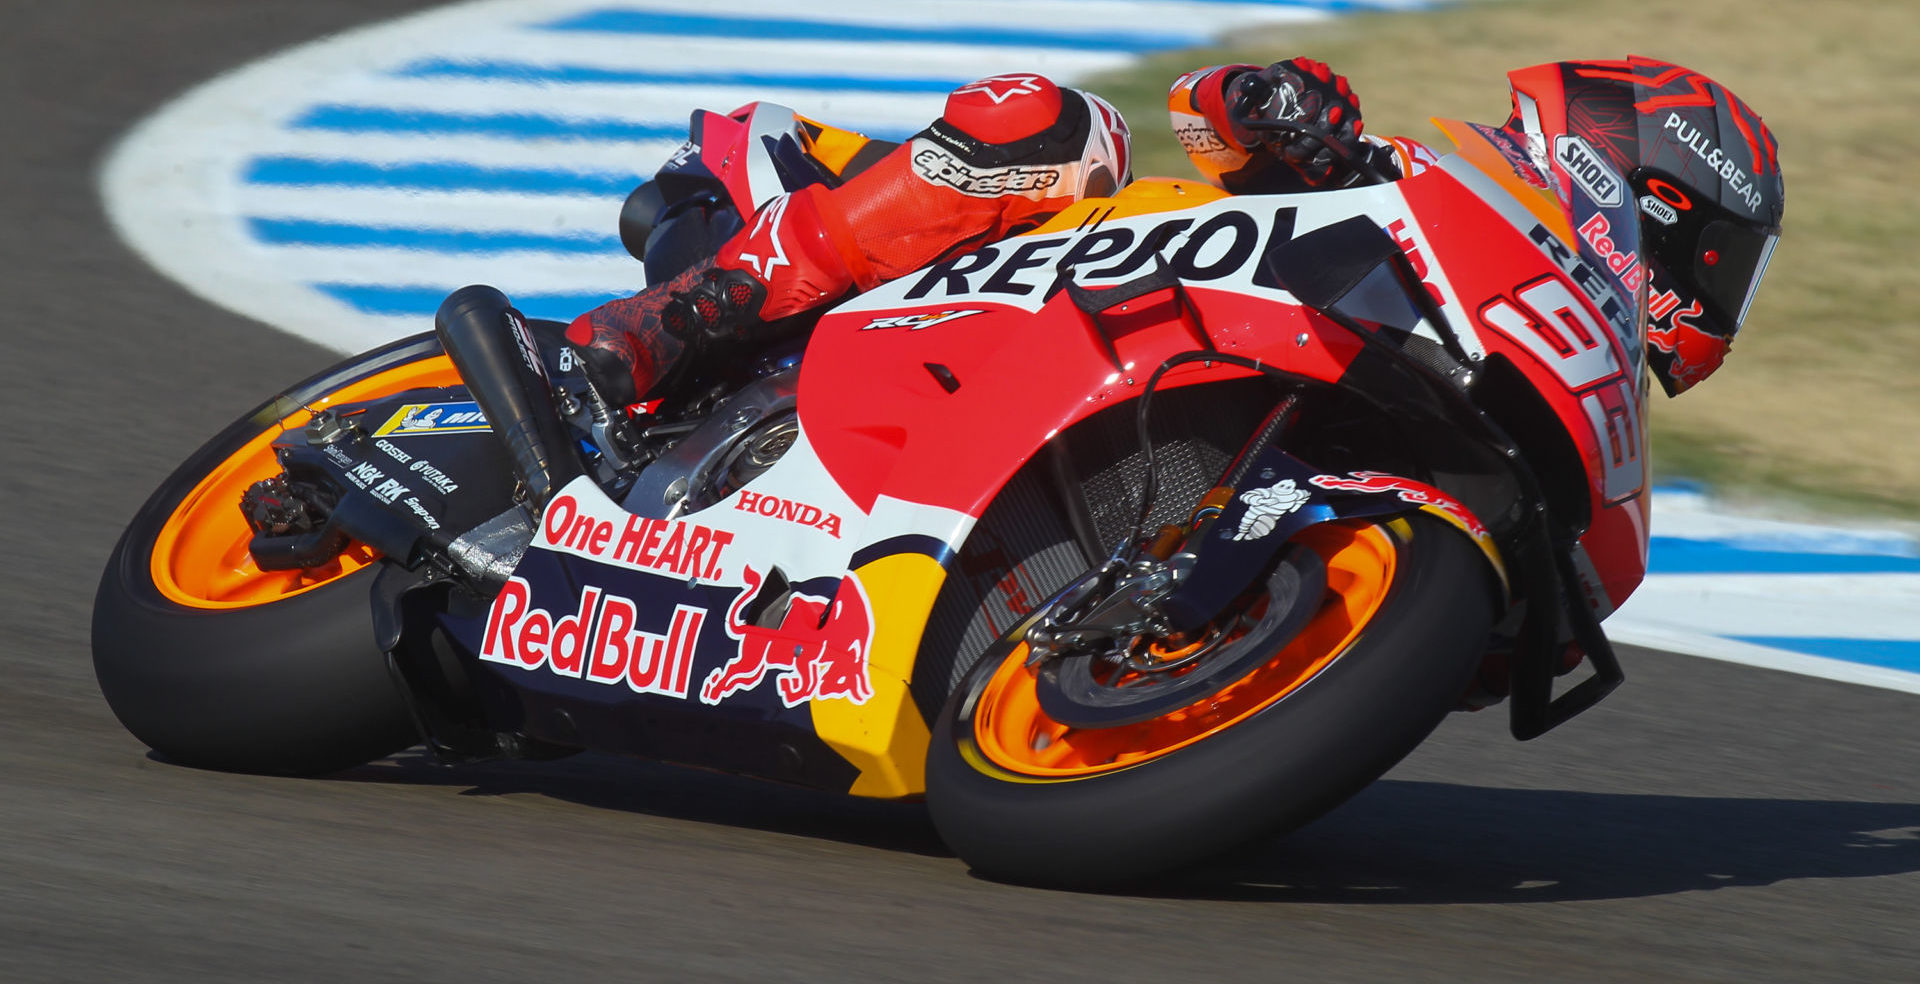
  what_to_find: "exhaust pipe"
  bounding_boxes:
[434,285,583,509]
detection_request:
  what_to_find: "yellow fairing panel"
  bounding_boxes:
[796,114,881,179]
[809,552,947,798]
[1032,177,1231,235]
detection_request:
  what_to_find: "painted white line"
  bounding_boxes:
[1613,573,1920,641]
[111,0,1339,351]
[419,32,1138,80]
[235,186,636,232]
[258,245,642,291]
[306,75,950,131]
[1651,487,1919,555]
[521,0,1337,32]
[1604,622,1920,697]
[234,131,681,174]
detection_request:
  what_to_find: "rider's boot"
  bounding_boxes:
[564,259,769,407]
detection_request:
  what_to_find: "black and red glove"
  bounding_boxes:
[1226,57,1364,187]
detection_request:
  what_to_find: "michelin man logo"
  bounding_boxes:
[1234,479,1311,540]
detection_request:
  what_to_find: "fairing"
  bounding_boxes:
[450,122,1656,795]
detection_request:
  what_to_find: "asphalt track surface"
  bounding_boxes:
[4,3,1918,981]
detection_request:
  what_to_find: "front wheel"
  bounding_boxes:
[92,334,461,775]
[925,515,1496,888]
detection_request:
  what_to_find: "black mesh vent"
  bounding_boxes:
[910,378,1279,725]
[914,463,1087,727]
[1062,379,1272,554]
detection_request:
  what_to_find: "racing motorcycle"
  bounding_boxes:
[95,75,1654,889]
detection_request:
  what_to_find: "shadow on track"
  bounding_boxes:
[1174,779,1920,903]
[316,752,1920,902]
[326,748,950,858]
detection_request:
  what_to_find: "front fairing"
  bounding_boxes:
[449,146,1657,793]
[1418,120,1653,615]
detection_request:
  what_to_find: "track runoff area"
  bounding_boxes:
[101,0,1920,694]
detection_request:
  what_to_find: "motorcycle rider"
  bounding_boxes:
[567,56,1782,407]
[566,58,1394,406]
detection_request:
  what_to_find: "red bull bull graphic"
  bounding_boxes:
[700,565,875,708]
[1308,471,1492,540]
[479,575,705,699]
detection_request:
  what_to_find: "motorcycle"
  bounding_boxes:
[95,71,1650,888]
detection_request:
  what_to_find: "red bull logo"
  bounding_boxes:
[479,576,704,699]
[700,565,874,708]
[1308,471,1491,539]
[1646,289,1726,392]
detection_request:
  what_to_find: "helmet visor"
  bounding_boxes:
[1696,220,1779,331]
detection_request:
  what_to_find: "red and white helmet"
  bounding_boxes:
[931,74,1132,201]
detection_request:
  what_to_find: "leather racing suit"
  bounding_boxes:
[567,61,1435,406]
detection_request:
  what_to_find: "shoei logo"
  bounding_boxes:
[1554,135,1623,208]
[1638,194,1679,226]
[372,401,490,437]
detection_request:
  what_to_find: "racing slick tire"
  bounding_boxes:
[91,334,458,776]
[925,513,1496,889]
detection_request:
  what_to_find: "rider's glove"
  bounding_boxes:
[1226,58,1364,187]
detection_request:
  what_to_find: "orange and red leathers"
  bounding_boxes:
[568,73,1101,400]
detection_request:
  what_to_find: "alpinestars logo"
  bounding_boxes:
[735,195,792,281]
[911,143,1064,198]
[953,74,1046,104]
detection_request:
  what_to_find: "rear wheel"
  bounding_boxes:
[92,334,460,775]
[925,514,1495,888]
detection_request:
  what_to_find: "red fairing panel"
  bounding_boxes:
[795,193,1376,518]
[1396,167,1650,611]
[795,289,1361,519]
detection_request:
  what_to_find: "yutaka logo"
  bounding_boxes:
[1308,471,1490,539]
[1553,136,1624,207]
[701,566,874,707]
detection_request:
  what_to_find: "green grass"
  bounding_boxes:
[1082,0,1920,520]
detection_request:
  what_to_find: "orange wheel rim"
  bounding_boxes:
[149,355,463,609]
[969,521,1400,779]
